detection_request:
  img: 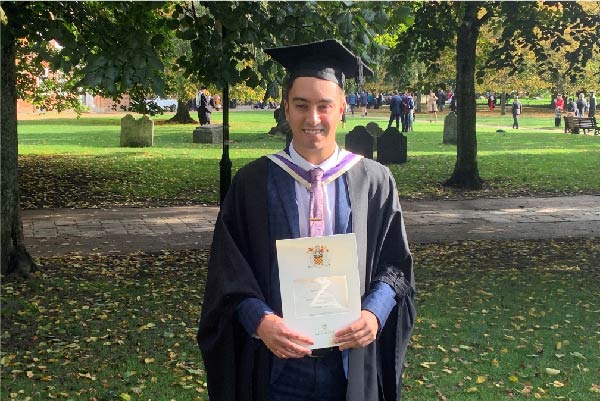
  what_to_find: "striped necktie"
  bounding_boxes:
[309,168,324,237]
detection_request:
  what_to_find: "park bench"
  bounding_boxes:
[563,116,599,135]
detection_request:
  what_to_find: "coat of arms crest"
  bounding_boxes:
[307,244,330,268]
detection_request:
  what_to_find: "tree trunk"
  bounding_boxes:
[168,100,196,124]
[444,3,483,189]
[1,30,37,276]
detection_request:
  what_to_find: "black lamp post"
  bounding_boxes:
[219,81,231,204]
[218,24,232,204]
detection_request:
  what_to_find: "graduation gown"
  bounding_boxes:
[197,155,415,401]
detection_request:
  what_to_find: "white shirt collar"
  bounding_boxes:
[289,142,340,172]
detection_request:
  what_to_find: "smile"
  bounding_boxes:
[303,129,324,135]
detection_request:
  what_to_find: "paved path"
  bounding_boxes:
[22,195,599,257]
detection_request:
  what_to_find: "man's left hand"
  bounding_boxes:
[334,310,379,350]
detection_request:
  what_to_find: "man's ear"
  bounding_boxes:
[340,98,347,115]
[284,100,289,120]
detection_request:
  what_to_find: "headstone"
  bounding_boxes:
[344,125,373,159]
[377,127,407,164]
[443,111,458,145]
[193,124,223,144]
[365,122,384,138]
[120,114,154,147]
[365,122,384,148]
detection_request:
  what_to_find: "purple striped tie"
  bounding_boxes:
[309,168,324,237]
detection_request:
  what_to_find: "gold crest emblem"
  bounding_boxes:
[307,245,330,268]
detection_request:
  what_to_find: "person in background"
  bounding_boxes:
[196,86,212,125]
[554,94,565,111]
[360,90,368,116]
[347,92,357,116]
[426,90,438,122]
[554,106,562,128]
[407,92,415,132]
[566,97,577,116]
[197,40,415,401]
[488,93,495,111]
[588,92,597,118]
[511,95,522,129]
[437,88,446,112]
[400,91,413,133]
[576,93,587,118]
[553,94,564,127]
[387,90,402,129]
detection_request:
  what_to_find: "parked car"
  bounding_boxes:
[146,97,178,112]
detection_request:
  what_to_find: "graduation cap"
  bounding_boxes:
[264,39,374,88]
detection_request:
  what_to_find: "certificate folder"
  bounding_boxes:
[276,233,361,349]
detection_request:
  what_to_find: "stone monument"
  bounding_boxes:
[344,125,373,159]
[365,122,384,138]
[120,114,154,147]
[377,127,407,164]
[443,111,458,145]
[193,124,223,144]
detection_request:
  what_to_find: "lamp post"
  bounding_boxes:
[219,81,231,204]
[218,24,231,204]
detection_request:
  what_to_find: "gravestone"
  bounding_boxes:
[193,124,223,144]
[365,122,384,138]
[443,111,458,145]
[365,122,384,147]
[120,114,154,147]
[345,125,373,159]
[377,127,407,164]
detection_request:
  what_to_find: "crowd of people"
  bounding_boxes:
[346,91,386,116]
[552,92,597,127]
[194,85,596,133]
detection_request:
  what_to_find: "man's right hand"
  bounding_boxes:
[256,314,313,359]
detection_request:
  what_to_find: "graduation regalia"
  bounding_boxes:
[198,39,414,401]
[197,155,415,401]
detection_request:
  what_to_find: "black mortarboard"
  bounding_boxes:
[264,39,374,88]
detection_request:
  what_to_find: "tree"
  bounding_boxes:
[164,37,199,124]
[172,1,408,198]
[1,2,169,275]
[389,1,599,189]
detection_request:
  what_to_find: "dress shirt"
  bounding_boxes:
[237,145,397,341]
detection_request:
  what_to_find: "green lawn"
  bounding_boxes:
[1,239,598,401]
[17,109,599,208]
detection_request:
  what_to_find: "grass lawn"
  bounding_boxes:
[17,108,599,208]
[1,238,598,400]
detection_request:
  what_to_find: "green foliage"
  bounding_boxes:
[4,1,171,111]
[174,1,405,93]
[386,2,599,93]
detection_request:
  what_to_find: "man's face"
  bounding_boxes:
[285,77,345,164]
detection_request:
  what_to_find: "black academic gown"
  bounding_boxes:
[197,156,415,401]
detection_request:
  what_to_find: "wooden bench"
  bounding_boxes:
[564,116,599,135]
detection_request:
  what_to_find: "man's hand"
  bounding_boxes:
[256,314,313,359]
[334,310,379,351]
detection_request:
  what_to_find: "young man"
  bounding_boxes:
[197,40,415,401]
[387,90,402,129]
[511,95,523,129]
[196,85,212,125]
